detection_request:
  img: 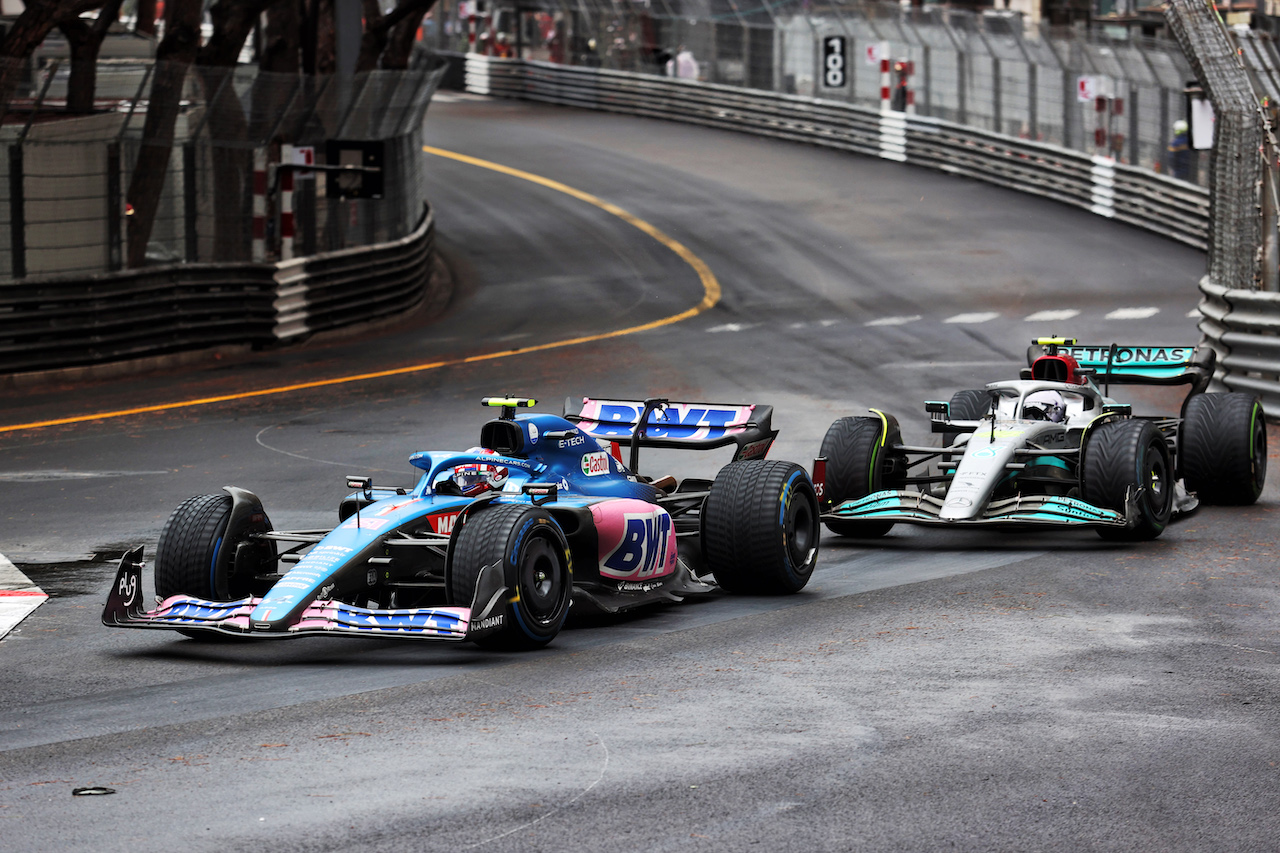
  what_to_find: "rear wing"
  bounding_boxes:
[1026,342,1214,393]
[573,397,777,464]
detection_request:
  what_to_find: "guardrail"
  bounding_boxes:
[1198,277,1280,407]
[464,54,1280,416]
[0,205,435,375]
[466,55,1210,251]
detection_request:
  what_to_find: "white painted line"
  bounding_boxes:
[944,312,1000,324]
[881,360,1013,370]
[864,315,921,327]
[1023,309,1080,322]
[0,552,47,641]
[707,323,759,333]
[1106,307,1160,320]
[0,470,169,482]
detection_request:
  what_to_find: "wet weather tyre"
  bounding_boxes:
[943,389,990,451]
[1181,392,1267,506]
[449,504,572,650]
[702,460,820,595]
[155,494,238,600]
[948,389,991,421]
[819,416,901,538]
[1081,419,1173,541]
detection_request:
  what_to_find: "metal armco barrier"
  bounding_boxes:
[464,54,1280,413]
[0,206,435,375]
[465,55,1210,251]
[1198,276,1280,408]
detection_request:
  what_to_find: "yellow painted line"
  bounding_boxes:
[0,148,721,435]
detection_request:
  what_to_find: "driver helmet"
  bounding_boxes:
[453,448,509,496]
[1023,390,1066,423]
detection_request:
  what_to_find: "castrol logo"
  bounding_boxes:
[581,451,610,476]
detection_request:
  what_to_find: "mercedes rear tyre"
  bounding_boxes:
[948,389,991,421]
[1082,419,1173,541]
[702,460,820,595]
[819,416,902,538]
[942,389,991,455]
[449,504,572,650]
[1181,392,1267,506]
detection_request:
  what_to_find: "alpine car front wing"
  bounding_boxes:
[101,546,510,643]
[824,489,1139,529]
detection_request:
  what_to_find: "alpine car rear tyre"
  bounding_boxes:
[1181,392,1267,506]
[702,460,819,594]
[1081,419,1173,541]
[155,493,273,601]
[819,416,902,538]
[449,504,572,650]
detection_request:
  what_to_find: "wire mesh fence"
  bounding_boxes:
[427,0,1219,182]
[0,60,444,279]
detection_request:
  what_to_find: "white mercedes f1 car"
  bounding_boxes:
[815,337,1267,541]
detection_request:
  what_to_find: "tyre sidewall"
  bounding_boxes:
[1181,392,1267,505]
[819,416,897,537]
[1084,419,1172,539]
[778,467,820,592]
[155,494,234,600]
[504,509,572,645]
[454,504,572,649]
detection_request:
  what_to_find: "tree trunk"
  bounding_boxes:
[356,0,436,72]
[383,8,431,70]
[315,0,336,74]
[135,0,157,35]
[60,0,125,114]
[259,0,301,74]
[196,0,272,261]
[0,0,105,114]
[124,0,202,268]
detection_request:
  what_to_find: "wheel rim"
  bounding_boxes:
[1252,407,1267,485]
[1146,440,1170,515]
[787,493,816,567]
[519,535,565,627]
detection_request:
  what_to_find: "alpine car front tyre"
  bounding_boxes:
[1181,392,1267,506]
[449,504,572,650]
[819,416,901,538]
[155,493,272,601]
[703,460,819,594]
[1082,419,1173,541]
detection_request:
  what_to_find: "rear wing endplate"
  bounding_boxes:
[1027,342,1214,392]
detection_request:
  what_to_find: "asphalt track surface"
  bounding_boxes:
[1,97,1277,852]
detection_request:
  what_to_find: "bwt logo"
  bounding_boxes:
[587,404,742,439]
[602,512,673,580]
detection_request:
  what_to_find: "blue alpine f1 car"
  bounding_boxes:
[104,396,820,649]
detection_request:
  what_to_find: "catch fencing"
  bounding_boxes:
[430,1,1210,182]
[1166,0,1280,414]
[0,62,445,375]
[0,61,443,278]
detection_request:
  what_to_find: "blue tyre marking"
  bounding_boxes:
[209,535,224,596]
